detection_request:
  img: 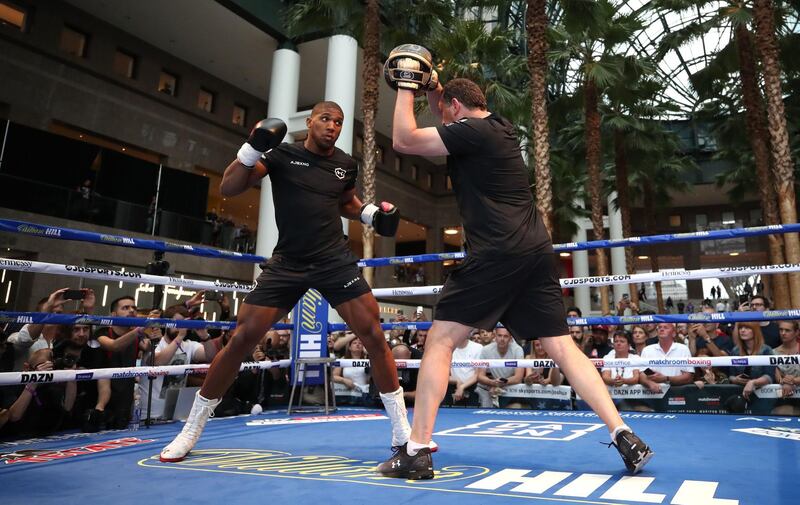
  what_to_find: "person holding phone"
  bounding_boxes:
[474,328,524,407]
[639,323,694,394]
[728,322,775,401]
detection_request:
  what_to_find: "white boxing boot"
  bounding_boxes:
[159,391,221,462]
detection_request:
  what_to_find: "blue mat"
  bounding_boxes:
[2,408,798,504]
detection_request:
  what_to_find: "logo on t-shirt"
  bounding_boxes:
[290,160,310,166]
[334,167,346,180]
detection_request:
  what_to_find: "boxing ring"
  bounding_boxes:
[2,218,800,504]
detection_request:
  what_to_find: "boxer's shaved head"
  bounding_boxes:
[311,101,343,117]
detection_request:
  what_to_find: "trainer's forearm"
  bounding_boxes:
[392,90,419,152]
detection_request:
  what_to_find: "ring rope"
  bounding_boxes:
[5,309,799,333]
[0,219,264,263]
[0,359,291,386]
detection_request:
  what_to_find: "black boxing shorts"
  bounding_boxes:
[434,253,569,340]
[244,254,371,310]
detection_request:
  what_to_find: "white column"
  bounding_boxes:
[608,191,630,302]
[572,199,591,315]
[324,34,358,238]
[256,45,300,276]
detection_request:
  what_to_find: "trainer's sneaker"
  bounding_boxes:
[612,430,653,474]
[376,443,434,480]
[429,440,439,453]
[159,392,220,462]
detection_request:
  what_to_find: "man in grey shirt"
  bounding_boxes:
[475,328,525,407]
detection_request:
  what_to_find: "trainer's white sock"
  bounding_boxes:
[406,439,429,457]
[379,387,412,446]
[611,424,632,443]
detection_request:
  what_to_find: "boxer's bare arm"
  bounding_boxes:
[339,188,363,220]
[393,90,448,156]
[220,160,267,197]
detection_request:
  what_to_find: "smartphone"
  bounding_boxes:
[622,294,629,300]
[63,289,86,300]
[499,378,508,384]
[204,290,222,302]
[643,368,655,376]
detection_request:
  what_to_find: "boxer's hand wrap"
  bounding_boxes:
[384,44,433,91]
[237,118,287,168]
[360,202,400,237]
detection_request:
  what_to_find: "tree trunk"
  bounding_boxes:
[585,78,609,312]
[360,0,380,286]
[643,181,664,313]
[614,129,639,307]
[526,0,554,236]
[735,23,790,308]
[753,0,800,306]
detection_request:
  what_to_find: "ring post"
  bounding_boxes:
[287,289,332,413]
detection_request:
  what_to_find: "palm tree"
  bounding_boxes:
[549,0,643,313]
[752,0,800,306]
[655,0,791,308]
[526,0,554,235]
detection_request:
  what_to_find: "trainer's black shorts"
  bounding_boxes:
[244,254,371,310]
[434,253,568,340]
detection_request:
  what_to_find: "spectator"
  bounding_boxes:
[638,285,647,301]
[448,333,482,405]
[586,325,613,359]
[638,311,658,344]
[474,328,524,407]
[524,339,562,387]
[601,331,640,388]
[6,288,71,371]
[665,297,674,313]
[677,301,685,314]
[332,330,357,355]
[412,329,428,352]
[94,296,152,429]
[566,306,582,318]
[59,323,111,432]
[639,323,694,393]
[692,347,729,390]
[569,325,591,353]
[728,322,774,402]
[685,301,695,314]
[749,295,781,348]
[139,305,217,420]
[675,323,689,344]
[333,337,371,394]
[478,329,494,346]
[0,349,76,438]
[630,325,648,356]
[772,321,800,415]
[687,306,733,357]
[387,338,421,405]
[616,295,639,316]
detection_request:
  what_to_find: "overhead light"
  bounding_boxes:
[729,252,740,256]
[444,228,459,235]
[121,147,126,151]
[637,255,649,260]
[559,252,571,257]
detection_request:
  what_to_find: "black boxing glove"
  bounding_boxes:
[384,44,433,91]
[360,202,400,237]
[237,118,287,167]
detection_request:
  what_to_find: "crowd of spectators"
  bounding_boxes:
[2,285,799,440]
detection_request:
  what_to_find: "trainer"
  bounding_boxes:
[376,45,653,479]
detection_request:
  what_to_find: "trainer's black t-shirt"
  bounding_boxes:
[436,114,552,259]
[262,142,358,262]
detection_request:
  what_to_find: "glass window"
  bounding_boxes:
[198,88,214,113]
[375,145,384,164]
[446,175,452,190]
[411,165,418,180]
[113,49,136,79]
[0,1,26,30]
[394,155,402,172]
[695,214,708,228]
[158,71,177,96]
[232,104,246,127]
[355,135,363,155]
[426,172,432,189]
[60,26,88,58]
[669,215,681,227]
[721,211,735,225]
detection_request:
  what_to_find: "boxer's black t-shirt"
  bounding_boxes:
[261,142,358,263]
[436,113,552,259]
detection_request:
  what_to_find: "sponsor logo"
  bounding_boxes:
[1,438,153,464]
[111,371,141,379]
[99,234,135,245]
[668,397,686,406]
[435,420,605,441]
[333,167,346,179]
[770,356,800,366]
[659,270,687,277]
[290,160,310,166]
[214,280,254,291]
[561,274,632,286]
[733,427,800,441]
[452,360,490,368]
[731,358,749,366]
[389,258,406,265]
[20,373,54,383]
[16,316,33,324]
[16,224,62,237]
[688,313,710,321]
[342,276,361,288]
[246,414,387,426]
[504,361,517,367]
[0,259,33,268]
[75,372,94,381]
[64,265,142,279]
[391,289,413,296]
[350,360,370,368]
[140,448,735,504]
[763,309,800,318]
[399,70,414,80]
[396,361,408,369]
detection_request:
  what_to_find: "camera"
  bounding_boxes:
[54,354,77,370]
[204,290,223,302]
